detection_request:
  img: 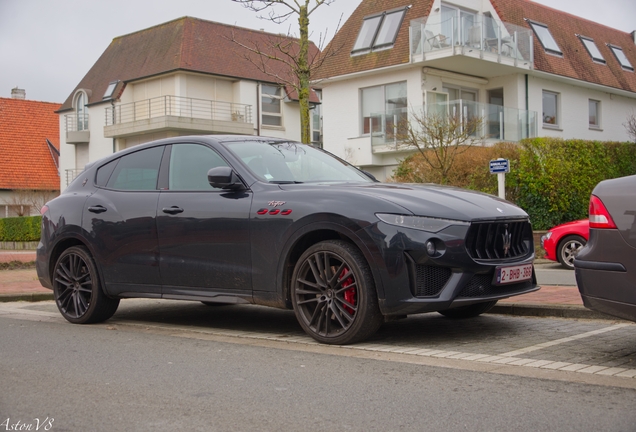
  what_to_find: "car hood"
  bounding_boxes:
[281,182,528,221]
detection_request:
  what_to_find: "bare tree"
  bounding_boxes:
[2,189,57,216]
[625,111,636,143]
[398,110,485,184]
[230,0,340,144]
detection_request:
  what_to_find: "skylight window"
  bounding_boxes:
[578,36,605,63]
[608,45,634,71]
[352,8,407,54]
[103,81,119,99]
[527,21,561,55]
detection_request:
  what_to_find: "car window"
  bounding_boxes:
[106,146,164,191]
[95,159,118,187]
[169,143,229,191]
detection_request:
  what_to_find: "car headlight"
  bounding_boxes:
[375,213,469,233]
[544,232,552,240]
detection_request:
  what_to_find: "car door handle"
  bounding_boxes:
[162,206,184,215]
[88,205,107,214]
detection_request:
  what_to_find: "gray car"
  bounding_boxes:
[575,174,636,321]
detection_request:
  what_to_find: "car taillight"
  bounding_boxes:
[589,195,617,229]
[40,205,49,215]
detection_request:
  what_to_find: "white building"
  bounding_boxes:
[57,17,322,191]
[315,0,636,180]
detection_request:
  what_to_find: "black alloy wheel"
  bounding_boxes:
[53,246,119,324]
[438,300,498,319]
[291,240,383,345]
[557,235,586,270]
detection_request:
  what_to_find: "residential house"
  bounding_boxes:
[0,89,60,217]
[315,0,636,181]
[57,17,322,191]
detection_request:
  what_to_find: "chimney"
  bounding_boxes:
[11,87,26,99]
[632,30,636,44]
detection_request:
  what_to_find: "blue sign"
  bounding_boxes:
[489,159,510,174]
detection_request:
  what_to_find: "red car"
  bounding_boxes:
[541,219,589,269]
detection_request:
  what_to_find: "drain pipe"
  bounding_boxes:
[256,82,261,136]
[525,74,529,138]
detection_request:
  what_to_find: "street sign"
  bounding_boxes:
[489,159,510,174]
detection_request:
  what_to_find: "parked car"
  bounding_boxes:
[37,136,538,344]
[541,219,589,269]
[575,174,636,322]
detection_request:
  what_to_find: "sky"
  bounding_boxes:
[1,0,635,104]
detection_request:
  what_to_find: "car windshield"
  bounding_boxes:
[225,140,373,184]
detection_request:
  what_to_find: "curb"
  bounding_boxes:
[490,303,622,321]
[0,292,54,303]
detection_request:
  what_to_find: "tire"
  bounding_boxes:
[291,240,383,345]
[438,300,498,319]
[53,246,119,324]
[557,235,586,270]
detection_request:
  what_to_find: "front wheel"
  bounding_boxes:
[291,240,383,345]
[53,246,119,324]
[438,301,498,319]
[557,235,586,270]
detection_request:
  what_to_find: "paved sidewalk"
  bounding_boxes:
[0,250,615,321]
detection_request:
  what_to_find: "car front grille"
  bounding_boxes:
[414,265,452,297]
[465,220,532,262]
[457,273,533,298]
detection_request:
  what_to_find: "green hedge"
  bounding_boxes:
[509,138,636,229]
[0,216,42,242]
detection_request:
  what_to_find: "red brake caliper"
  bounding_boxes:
[340,268,356,314]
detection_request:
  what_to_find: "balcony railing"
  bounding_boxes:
[65,169,83,186]
[105,95,253,126]
[369,102,538,148]
[65,113,89,132]
[410,14,533,66]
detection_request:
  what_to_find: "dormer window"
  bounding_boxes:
[352,8,407,55]
[608,45,634,71]
[578,36,605,64]
[527,20,561,55]
[74,91,88,131]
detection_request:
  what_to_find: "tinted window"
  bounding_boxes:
[169,144,229,191]
[95,160,118,187]
[107,146,164,191]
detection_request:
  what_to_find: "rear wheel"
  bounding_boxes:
[53,246,119,324]
[291,240,382,345]
[557,235,586,270]
[438,300,498,319]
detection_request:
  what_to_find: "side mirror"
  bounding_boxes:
[207,166,245,191]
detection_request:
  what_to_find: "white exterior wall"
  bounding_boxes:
[322,67,423,168]
[528,74,635,141]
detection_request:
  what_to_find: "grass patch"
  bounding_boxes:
[0,261,36,271]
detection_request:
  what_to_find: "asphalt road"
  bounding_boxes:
[534,261,577,286]
[1,300,636,431]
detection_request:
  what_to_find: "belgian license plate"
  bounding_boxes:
[495,264,533,285]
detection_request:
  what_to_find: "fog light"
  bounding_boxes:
[426,240,436,256]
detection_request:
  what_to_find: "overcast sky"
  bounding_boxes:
[1,0,634,103]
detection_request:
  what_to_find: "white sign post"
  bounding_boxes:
[489,158,510,200]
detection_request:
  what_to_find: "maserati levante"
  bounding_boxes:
[37,136,538,344]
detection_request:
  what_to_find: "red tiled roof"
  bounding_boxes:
[0,98,61,190]
[492,0,636,93]
[315,0,636,94]
[59,17,321,112]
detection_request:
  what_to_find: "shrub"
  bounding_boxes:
[0,216,42,242]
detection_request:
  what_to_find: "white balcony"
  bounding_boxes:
[104,96,254,138]
[64,113,90,144]
[369,102,538,151]
[410,14,534,75]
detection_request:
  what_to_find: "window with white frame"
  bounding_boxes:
[542,90,559,127]
[351,8,406,55]
[589,99,601,128]
[528,21,561,55]
[608,45,634,71]
[75,91,88,131]
[360,82,407,135]
[261,84,283,127]
[578,36,605,64]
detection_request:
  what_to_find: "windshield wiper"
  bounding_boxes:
[269,180,304,184]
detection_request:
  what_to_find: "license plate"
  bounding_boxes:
[495,264,533,285]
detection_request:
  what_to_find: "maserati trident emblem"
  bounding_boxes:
[502,225,512,257]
